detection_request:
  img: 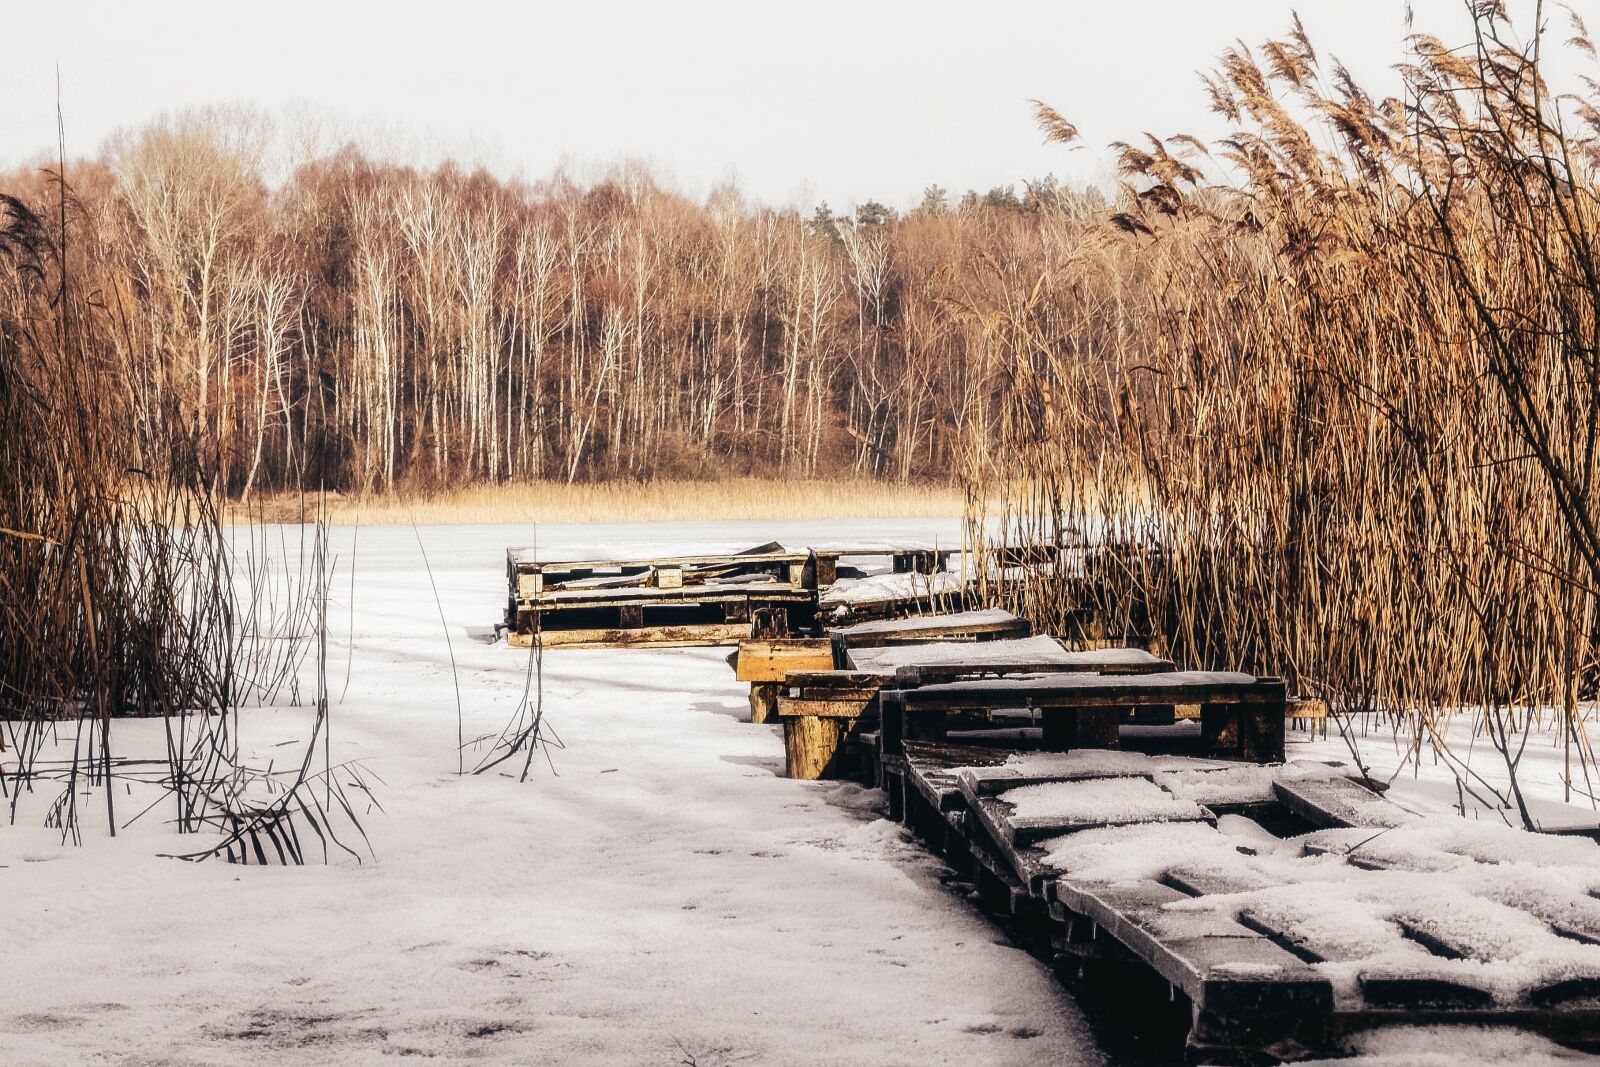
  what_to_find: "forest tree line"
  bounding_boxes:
[1,125,1105,496]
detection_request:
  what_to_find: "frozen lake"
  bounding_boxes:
[1,518,1104,1065]
[5,516,1595,1065]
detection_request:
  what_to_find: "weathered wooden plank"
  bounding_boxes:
[898,672,1285,711]
[775,695,875,719]
[830,608,1029,647]
[537,584,815,608]
[894,648,1175,685]
[1272,776,1414,830]
[902,740,1012,814]
[783,670,889,689]
[735,638,835,683]
[511,622,751,649]
[1056,879,1332,1014]
[511,548,811,572]
[967,786,1209,851]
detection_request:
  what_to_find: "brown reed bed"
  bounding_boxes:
[962,4,1600,824]
[0,177,370,861]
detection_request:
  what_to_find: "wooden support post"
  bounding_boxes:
[783,715,860,779]
[829,632,851,669]
[1243,701,1286,762]
[749,605,787,637]
[879,690,906,755]
[1201,696,1285,762]
[1201,702,1237,758]
[749,682,780,724]
[618,605,644,629]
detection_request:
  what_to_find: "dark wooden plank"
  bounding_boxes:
[783,670,888,690]
[898,672,1286,711]
[1053,878,1331,1015]
[1272,776,1413,830]
[895,649,1175,685]
[513,622,750,649]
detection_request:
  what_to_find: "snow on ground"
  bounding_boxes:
[1290,711,1600,831]
[0,518,1103,1066]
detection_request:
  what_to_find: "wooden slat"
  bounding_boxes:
[1272,776,1414,830]
[899,673,1285,711]
[783,670,887,689]
[894,649,1175,685]
[513,549,810,572]
[538,584,813,609]
[775,695,875,719]
[736,638,834,683]
[514,622,751,649]
[1054,878,1332,1014]
[830,610,1029,647]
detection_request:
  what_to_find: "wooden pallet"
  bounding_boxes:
[506,542,834,647]
[884,671,1289,763]
[894,743,1600,1062]
[773,640,1178,780]
[829,607,1031,649]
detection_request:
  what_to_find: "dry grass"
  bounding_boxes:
[963,7,1600,823]
[237,478,968,526]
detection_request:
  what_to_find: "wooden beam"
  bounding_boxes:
[776,695,875,719]
[735,638,834,683]
[898,674,1286,711]
[511,622,751,649]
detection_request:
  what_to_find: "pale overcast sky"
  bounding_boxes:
[0,1,1556,210]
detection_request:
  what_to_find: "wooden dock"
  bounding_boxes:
[714,605,1595,1061]
[505,540,1016,648]
[887,743,1600,1062]
[506,543,837,647]
[496,538,1600,1062]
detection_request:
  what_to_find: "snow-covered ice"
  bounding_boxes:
[0,518,1103,1066]
[8,516,1600,1064]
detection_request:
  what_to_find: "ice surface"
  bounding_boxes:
[1,517,1102,1066]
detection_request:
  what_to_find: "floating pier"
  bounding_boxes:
[500,537,1595,1061]
[506,539,1006,648]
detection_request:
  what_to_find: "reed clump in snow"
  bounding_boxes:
[0,181,370,860]
[964,5,1600,824]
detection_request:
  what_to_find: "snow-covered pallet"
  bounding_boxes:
[882,669,1289,764]
[505,542,835,647]
[818,570,978,624]
[828,607,1032,648]
[895,746,1600,1063]
[773,636,1170,780]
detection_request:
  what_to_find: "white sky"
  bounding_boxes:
[0,1,1560,211]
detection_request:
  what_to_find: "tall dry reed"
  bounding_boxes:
[963,4,1600,825]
